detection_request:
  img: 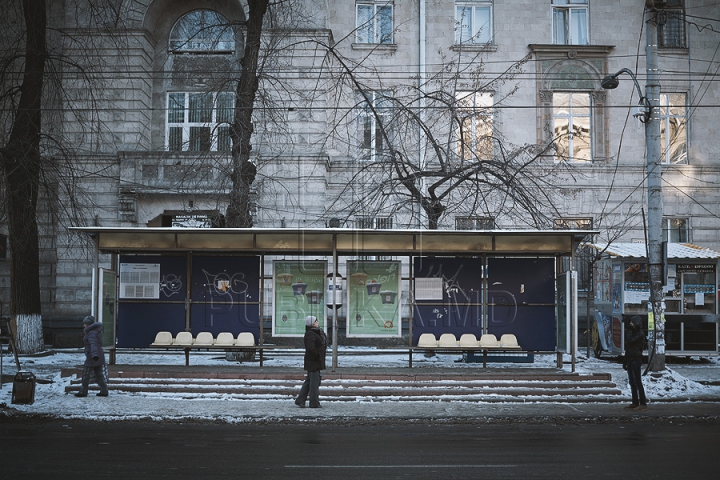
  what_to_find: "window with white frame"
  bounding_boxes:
[553,92,592,162]
[167,92,234,152]
[356,2,393,44]
[552,0,588,45]
[356,91,392,161]
[456,91,494,161]
[663,217,689,243]
[456,216,495,230]
[455,1,493,45]
[658,0,686,48]
[169,10,234,53]
[660,93,687,164]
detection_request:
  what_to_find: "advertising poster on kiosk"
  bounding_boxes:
[273,260,327,336]
[347,261,402,337]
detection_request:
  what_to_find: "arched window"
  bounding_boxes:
[169,10,234,53]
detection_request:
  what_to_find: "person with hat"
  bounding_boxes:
[75,315,109,397]
[623,315,648,410]
[294,315,327,408]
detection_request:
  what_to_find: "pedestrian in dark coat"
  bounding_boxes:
[623,315,648,410]
[295,315,327,408]
[75,315,109,397]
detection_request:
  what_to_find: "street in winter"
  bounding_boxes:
[2,348,720,478]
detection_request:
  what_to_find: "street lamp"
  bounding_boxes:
[600,69,651,123]
[602,58,665,371]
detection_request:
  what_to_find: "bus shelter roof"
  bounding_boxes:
[71,227,594,257]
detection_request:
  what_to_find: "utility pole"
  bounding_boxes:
[602,3,665,371]
[645,2,665,372]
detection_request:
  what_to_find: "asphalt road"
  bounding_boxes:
[2,418,719,479]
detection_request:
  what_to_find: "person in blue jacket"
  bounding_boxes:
[295,315,327,408]
[75,315,109,397]
[623,315,648,410]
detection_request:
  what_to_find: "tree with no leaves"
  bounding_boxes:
[0,0,47,353]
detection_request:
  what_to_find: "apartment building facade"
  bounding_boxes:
[1,0,718,330]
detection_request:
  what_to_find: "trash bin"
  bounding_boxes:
[12,371,36,405]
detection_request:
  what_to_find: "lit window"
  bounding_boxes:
[552,0,588,45]
[554,217,593,230]
[658,1,686,48]
[356,91,392,161]
[167,92,234,152]
[456,91,494,161]
[455,1,493,45]
[659,93,687,164]
[456,216,495,230]
[169,10,234,53]
[356,3,393,44]
[663,217,689,243]
[553,92,592,162]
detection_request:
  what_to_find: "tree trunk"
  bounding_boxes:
[0,0,46,353]
[226,0,268,228]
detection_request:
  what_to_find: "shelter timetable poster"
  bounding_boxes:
[273,260,327,336]
[347,261,401,337]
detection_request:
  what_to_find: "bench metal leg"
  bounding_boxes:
[483,349,487,368]
[259,349,264,367]
[184,348,190,366]
[409,349,413,368]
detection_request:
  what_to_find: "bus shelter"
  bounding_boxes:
[72,227,594,369]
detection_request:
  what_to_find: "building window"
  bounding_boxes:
[356,2,393,44]
[556,217,593,290]
[169,10,234,53]
[456,91,494,161]
[660,93,687,164]
[455,1,493,45]
[554,217,593,230]
[552,0,588,45]
[456,216,495,230]
[167,92,234,152]
[657,1,686,48]
[553,92,592,162]
[356,216,393,229]
[356,91,392,161]
[663,217,689,243]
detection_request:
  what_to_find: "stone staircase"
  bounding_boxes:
[62,367,623,403]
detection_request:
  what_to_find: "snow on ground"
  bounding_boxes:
[1,348,719,421]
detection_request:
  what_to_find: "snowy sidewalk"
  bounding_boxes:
[2,349,720,422]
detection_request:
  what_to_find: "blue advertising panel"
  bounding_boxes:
[117,303,186,348]
[487,257,556,351]
[190,256,260,341]
[117,255,187,348]
[117,255,260,347]
[413,257,483,344]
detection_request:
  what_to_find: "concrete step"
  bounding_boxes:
[64,371,623,402]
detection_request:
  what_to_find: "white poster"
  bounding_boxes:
[119,263,160,299]
[414,277,443,300]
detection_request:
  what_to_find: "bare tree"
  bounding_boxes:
[0,0,132,352]
[314,41,579,230]
[0,0,45,352]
